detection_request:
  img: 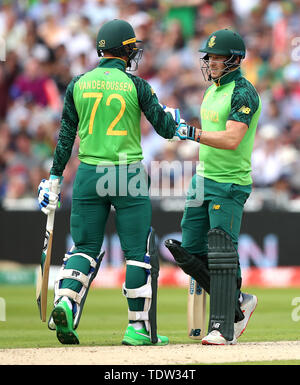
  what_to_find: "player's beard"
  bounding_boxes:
[200,56,241,82]
[210,67,224,81]
[200,59,226,82]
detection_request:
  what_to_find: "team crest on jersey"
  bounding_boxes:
[104,71,110,76]
[208,35,216,48]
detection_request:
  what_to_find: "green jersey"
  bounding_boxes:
[197,68,261,185]
[51,58,176,175]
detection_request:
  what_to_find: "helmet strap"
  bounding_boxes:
[127,47,143,71]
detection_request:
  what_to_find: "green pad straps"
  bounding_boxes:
[207,228,238,341]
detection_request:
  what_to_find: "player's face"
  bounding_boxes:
[207,54,228,80]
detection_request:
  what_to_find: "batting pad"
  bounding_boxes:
[207,228,238,341]
[122,227,159,343]
[48,249,104,330]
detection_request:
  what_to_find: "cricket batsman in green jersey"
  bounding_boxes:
[37,19,180,345]
[166,29,261,345]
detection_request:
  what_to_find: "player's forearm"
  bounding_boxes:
[199,120,248,150]
[149,106,177,139]
[50,120,77,176]
[51,78,79,176]
[176,123,241,149]
[128,75,176,139]
[199,129,239,150]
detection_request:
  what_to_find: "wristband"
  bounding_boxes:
[195,129,202,143]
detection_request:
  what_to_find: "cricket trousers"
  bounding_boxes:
[61,161,152,314]
[181,175,251,326]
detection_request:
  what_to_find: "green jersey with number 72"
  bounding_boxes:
[74,60,145,165]
[50,58,176,176]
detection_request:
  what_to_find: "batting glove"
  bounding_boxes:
[38,175,63,215]
[159,103,181,125]
[175,121,202,142]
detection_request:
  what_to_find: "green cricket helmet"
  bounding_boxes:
[96,19,143,71]
[199,29,246,81]
[199,28,246,58]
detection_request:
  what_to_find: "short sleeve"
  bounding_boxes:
[228,79,260,127]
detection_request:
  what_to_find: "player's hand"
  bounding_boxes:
[159,103,181,125]
[175,121,196,141]
[38,176,63,215]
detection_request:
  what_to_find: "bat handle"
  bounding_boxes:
[46,177,60,231]
[46,210,55,232]
[49,176,61,195]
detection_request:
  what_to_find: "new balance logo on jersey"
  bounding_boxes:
[238,105,251,114]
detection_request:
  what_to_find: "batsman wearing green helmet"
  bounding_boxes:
[37,19,180,346]
[165,29,261,345]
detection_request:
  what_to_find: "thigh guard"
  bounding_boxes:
[164,239,210,293]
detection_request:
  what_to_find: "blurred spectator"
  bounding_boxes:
[9,131,41,171]
[0,51,19,119]
[10,57,61,109]
[259,98,287,132]
[0,0,300,211]
[37,14,71,49]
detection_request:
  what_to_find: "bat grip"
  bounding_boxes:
[46,210,55,232]
[46,177,60,232]
[49,177,61,195]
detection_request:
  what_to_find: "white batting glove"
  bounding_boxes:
[38,176,62,215]
[159,103,181,125]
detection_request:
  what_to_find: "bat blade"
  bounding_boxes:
[187,277,206,339]
[36,218,54,322]
[36,178,59,322]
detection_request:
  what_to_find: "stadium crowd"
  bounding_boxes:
[1,0,300,211]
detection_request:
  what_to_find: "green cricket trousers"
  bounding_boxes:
[182,175,251,253]
[61,161,152,312]
[181,175,251,299]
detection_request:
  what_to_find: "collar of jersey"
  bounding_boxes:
[98,58,127,72]
[213,68,242,87]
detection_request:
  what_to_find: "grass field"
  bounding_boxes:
[0,285,299,350]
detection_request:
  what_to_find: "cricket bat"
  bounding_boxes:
[187,277,206,339]
[36,179,59,322]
